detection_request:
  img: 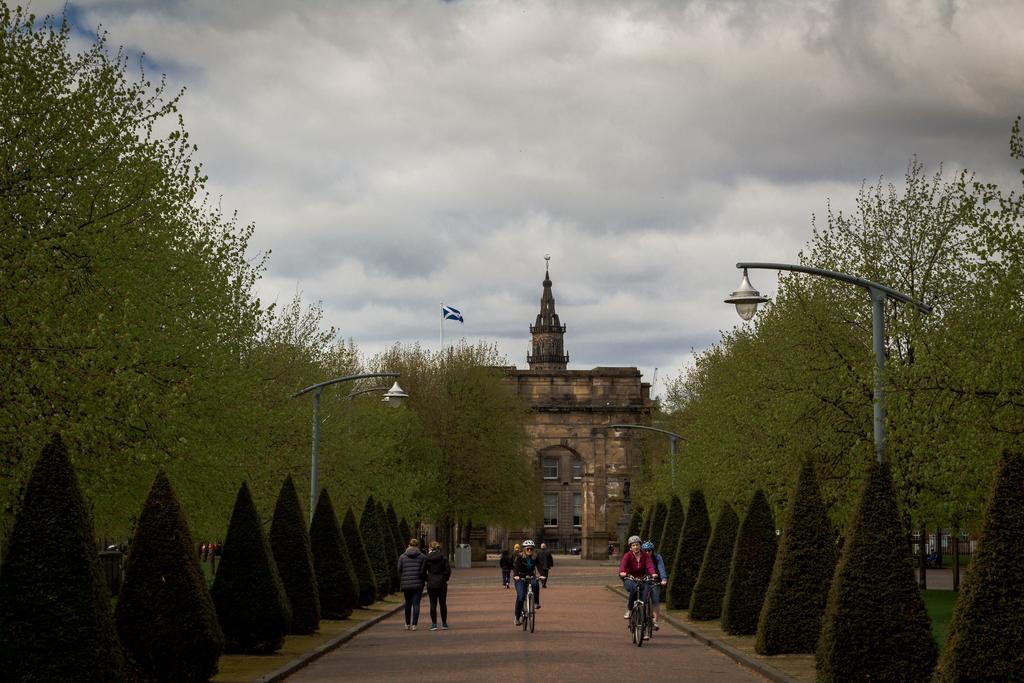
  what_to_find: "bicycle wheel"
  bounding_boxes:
[629,608,637,643]
[528,598,536,633]
[523,590,532,632]
[634,603,646,647]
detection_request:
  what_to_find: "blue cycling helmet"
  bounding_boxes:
[641,540,654,551]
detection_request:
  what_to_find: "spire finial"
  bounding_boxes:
[544,253,551,278]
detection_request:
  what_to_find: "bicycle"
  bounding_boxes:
[625,575,657,646]
[516,577,538,633]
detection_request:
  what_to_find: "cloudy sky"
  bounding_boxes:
[48,0,1024,397]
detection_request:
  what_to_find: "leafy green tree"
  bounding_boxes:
[400,518,414,549]
[115,469,223,681]
[0,434,124,680]
[342,507,378,606]
[666,490,710,610]
[657,496,684,574]
[688,502,739,621]
[936,449,1024,681]
[309,490,358,619]
[816,461,936,682]
[269,475,320,633]
[360,496,392,598]
[211,482,291,654]
[721,490,778,635]
[757,457,838,655]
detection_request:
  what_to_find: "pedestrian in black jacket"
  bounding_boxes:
[421,541,452,630]
[397,539,426,630]
[536,542,555,588]
[499,549,513,588]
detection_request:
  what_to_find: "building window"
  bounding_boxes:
[543,457,558,480]
[573,493,581,527]
[572,458,583,480]
[544,494,558,527]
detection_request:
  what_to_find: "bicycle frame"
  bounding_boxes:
[517,577,538,634]
[626,577,657,646]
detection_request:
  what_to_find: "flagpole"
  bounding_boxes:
[439,301,443,351]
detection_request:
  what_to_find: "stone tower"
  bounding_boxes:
[528,260,568,370]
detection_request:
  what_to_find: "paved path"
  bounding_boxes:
[288,564,766,682]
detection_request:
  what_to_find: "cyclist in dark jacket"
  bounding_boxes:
[397,539,426,630]
[421,541,452,630]
[512,539,545,625]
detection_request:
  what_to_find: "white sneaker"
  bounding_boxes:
[411,625,417,631]
[405,624,410,630]
[623,611,631,619]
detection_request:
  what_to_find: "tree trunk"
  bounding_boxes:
[918,523,928,589]
[952,530,960,592]
[935,526,943,568]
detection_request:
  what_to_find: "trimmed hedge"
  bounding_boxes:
[816,460,937,682]
[626,505,644,540]
[935,449,1024,681]
[648,501,668,550]
[721,490,777,635]
[377,500,400,593]
[386,503,405,559]
[640,504,655,541]
[689,502,739,620]
[658,495,685,574]
[360,496,392,598]
[115,469,224,681]
[666,489,710,610]
[211,481,292,654]
[342,506,378,606]
[756,457,837,655]
[0,434,124,680]
[269,475,320,633]
[309,489,358,619]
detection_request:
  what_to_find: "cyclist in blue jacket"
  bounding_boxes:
[512,539,545,625]
[643,540,668,631]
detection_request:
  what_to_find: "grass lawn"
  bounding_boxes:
[922,589,959,649]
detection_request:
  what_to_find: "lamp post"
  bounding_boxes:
[293,373,408,522]
[610,423,688,490]
[724,262,931,464]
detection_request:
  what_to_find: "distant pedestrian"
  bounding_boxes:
[499,548,513,588]
[536,542,555,588]
[422,541,452,630]
[398,538,427,630]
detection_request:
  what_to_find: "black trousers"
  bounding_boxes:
[427,585,448,625]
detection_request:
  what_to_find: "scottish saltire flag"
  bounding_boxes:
[442,305,464,323]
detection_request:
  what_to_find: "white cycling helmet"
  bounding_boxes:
[627,535,642,546]
[522,539,536,548]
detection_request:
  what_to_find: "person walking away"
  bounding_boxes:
[398,538,427,630]
[499,548,513,588]
[618,535,657,619]
[642,540,668,630]
[536,542,555,588]
[422,541,452,630]
[512,539,545,626]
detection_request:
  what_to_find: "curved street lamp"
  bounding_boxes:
[725,262,931,464]
[610,423,688,489]
[293,372,408,522]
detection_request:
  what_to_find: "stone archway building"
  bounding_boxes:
[499,264,652,560]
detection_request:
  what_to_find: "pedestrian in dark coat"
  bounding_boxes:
[499,549,513,588]
[536,542,555,587]
[397,539,426,629]
[421,541,452,630]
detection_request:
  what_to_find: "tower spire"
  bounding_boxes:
[529,255,568,370]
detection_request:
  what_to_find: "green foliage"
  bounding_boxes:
[360,496,392,599]
[269,475,320,633]
[342,507,378,606]
[936,449,1024,681]
[309,490,358,620]
[648,501,668,549]
[115,469,223,681]
[667,490,710,610]
[658,496,684,574]
[211,482,291,654]
[626,505,644,540]
[721,490,778,635]
[0,434,124,680]
[377,500,400,593]
[757,457,838,655]
[399,518,414,549]
[640,505,654,541]
[386,503,405,559]
[816,461,937,682]
[688,502,739,621]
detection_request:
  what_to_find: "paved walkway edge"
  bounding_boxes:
[606,585,800,683]
[254,602,404,683]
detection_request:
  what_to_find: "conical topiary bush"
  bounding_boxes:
[626,504,644,540]
[756,457,838,655]
[0,434,124,680]
[269,475,320,633]
[115,469,224,681]
[211,481,292,654]
[658,495,685,576]
[667,489,710,610]
[377,500,400,593]
[386,503,405,560]
[689,502,740,620]
[649,500,668,548]
[816,460,937,682]
[640,504,655,541]
[721,490,778,635]
[935,449,1024,681]
[342,507,378,606]
[309,490,358,620]
[360,496,391,599]
[399,518,414,549]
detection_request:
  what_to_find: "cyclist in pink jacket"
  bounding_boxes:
[618,535,657,619]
